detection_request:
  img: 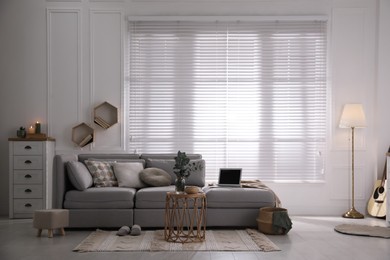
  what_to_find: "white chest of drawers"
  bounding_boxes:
[9,138,55,218]
[387,154,390,227]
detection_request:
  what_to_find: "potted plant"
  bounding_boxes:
[16,126,26,138]
[173,151,203,193]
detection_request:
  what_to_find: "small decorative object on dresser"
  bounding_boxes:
[16,127,26,138]
[28,125,35,134]
[35,121,41,134]
[8,137,55,218]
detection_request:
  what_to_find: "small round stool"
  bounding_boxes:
[33,209,69,238]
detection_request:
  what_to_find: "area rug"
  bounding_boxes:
[334,224,390,238]
[73,229,280,252]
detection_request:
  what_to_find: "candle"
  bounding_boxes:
[35,122,41,134]
[28,125,35,134]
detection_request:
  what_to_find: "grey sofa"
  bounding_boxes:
[54,153,276,228]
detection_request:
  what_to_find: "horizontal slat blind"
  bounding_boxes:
[128,19,327,181]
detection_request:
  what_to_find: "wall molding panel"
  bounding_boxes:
[47,8,82,151]
[90,9,125,151]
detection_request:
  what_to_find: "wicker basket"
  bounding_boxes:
[256,207,290,235]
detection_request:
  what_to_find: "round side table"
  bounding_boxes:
[164,191,206,243]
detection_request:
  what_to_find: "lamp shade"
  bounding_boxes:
[339,104,367,128]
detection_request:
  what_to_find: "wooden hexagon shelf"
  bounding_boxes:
[72,123,94,147]
[94,101,118,129]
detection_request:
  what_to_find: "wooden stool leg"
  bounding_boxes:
[59,227,65,236]
[48,229,53,238]
[37,229,42,237]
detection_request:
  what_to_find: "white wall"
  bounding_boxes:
[376,0,390,176]
[0,0,388,217]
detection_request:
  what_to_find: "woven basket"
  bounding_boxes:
[256,207,289,235]
[184,186,199,194]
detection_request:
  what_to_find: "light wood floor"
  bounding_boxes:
[0,216,389,260]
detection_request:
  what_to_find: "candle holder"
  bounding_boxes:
[35,122,41,134]
[28,125,35,134]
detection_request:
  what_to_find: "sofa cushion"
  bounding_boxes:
[135,186,175,208]
[136,186,201,209]
[85,160,118,187]
[66,161,93,191]
[145,158,205,187]
[139,168,171,187]
[204,187,275,208]
[64,187,136,209]
[113,162,146,189]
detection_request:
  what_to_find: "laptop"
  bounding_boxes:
[218,168,242,187]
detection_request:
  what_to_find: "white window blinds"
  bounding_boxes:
[128,18,327,181]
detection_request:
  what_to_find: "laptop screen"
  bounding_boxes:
[218,168,242,185]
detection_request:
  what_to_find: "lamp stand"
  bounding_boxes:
[342,126,364,219]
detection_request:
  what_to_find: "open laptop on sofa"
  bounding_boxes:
[218,168,242,187]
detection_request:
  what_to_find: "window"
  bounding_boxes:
[128,18,327,181]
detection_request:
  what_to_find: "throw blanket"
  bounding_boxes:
[208,180,282,207]
[240,180,282,207]
[272,210,292,234]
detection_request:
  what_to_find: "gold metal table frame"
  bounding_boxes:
[164,192,206,243]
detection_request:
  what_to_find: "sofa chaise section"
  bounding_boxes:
[204,186,276,227]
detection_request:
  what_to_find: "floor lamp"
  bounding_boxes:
[339,104,366,219]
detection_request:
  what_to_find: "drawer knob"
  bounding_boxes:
[25,189,32,193]
[24,145,32,150]
[24,174,32,179]
[24,160,32,164]
[24,203,32,208]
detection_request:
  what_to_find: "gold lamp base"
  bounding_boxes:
[342,207,364,219]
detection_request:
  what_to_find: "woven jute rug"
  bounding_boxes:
[73,229,280,252]
[334,224,390,238]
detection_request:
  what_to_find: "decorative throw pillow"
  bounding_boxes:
[113,162,146,189]
[66,161,93,191]
[144,159,176,183]
[145,159,206,187]
[84,160,118,187]
[139,167,172,187]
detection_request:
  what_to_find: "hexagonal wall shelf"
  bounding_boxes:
[72,123,94,147]
[94,101,118,129]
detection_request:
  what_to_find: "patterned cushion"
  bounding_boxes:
[84,160,118,187]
